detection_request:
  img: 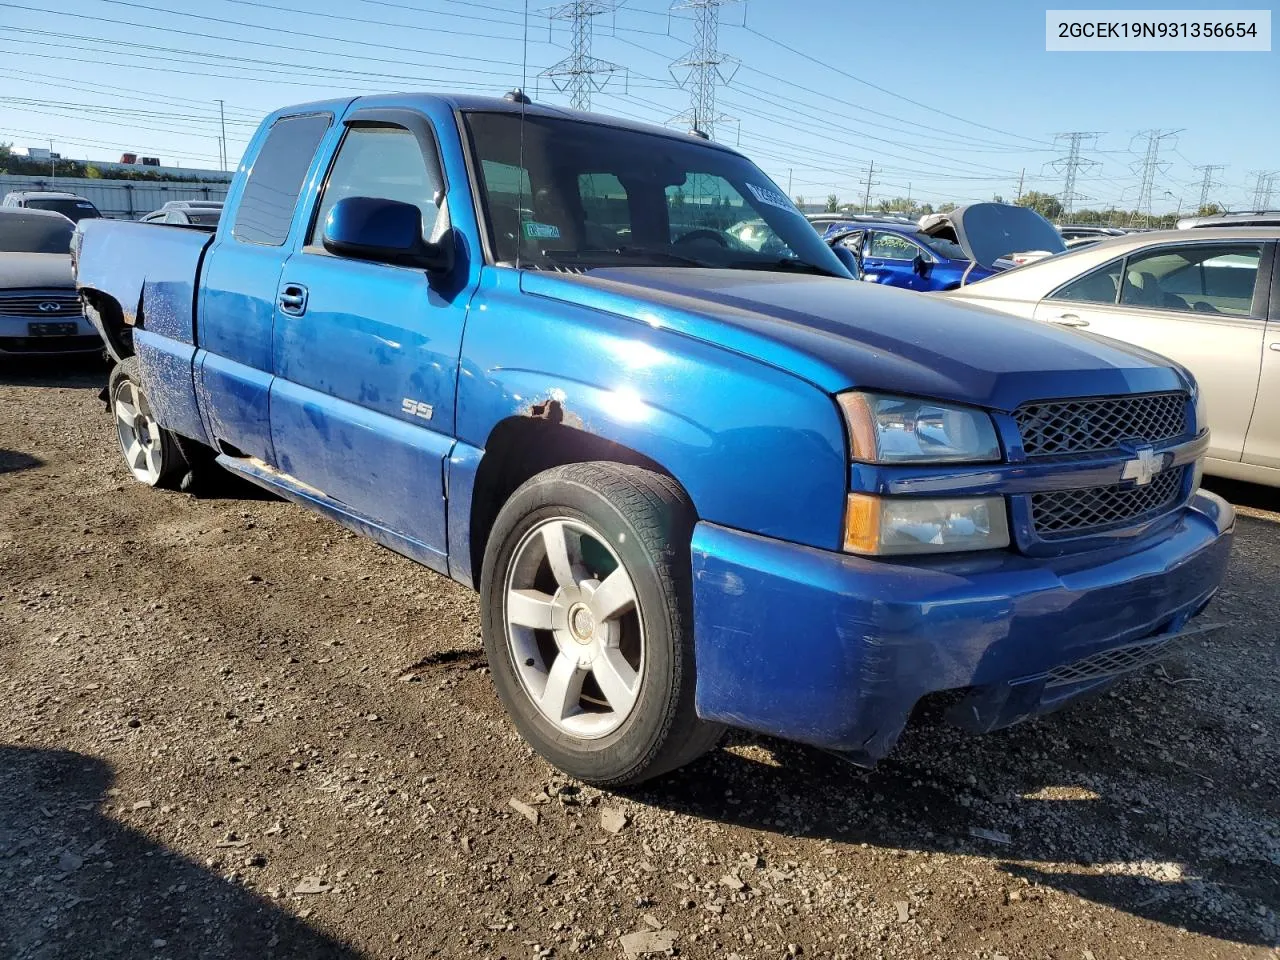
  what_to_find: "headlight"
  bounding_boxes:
[844,493,1010,555]
[838,392,1001,463]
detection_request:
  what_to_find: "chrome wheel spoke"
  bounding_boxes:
[542,521,581,591]
[125,440,144,469]
[142,443,159,479]
[591,647,639,715]
[539,654,585,722]
[507,588,557,630]
[114,398,136,429]
[589,567,636,624]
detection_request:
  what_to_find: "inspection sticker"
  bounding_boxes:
[523,221,561,240]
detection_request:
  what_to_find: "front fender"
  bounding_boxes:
[455,268,849,550]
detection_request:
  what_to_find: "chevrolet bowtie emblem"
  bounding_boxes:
[1121,446,1162,486]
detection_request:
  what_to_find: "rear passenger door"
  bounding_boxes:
[1035,240,1269,462]
[195,112,332,464]
[268,109,463,572]
[1242,244,1280,467]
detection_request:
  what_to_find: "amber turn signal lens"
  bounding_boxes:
[844,493,1010,556]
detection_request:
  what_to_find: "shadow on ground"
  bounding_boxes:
[0,449,42,475]
[0,746,364,960]
[633,687,1278,947]
[0,355,108,389]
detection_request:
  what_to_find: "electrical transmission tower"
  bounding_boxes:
[1192,163,1226,212]
[1048,132,1101,221]
[539,1,621,111]
[1129,128,1181,226]
[669,0,742,139]
[1249,170,1278,210]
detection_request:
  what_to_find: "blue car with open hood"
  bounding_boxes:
[71,92,1232,785]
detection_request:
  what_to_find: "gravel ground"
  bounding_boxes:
[1,360,1277,960]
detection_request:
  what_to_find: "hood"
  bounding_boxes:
[919,203,1065,269]
[520,267,1186,411]
[0,253,74,290]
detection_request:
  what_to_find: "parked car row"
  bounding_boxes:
[62,90,1234,788]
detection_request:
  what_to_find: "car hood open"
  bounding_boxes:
[520,266,1187,411]
[918,203,1066,269]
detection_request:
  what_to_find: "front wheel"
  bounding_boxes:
[480,462,723,786]
[109,357,191,489]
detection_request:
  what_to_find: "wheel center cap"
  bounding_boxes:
[568,603,595,643]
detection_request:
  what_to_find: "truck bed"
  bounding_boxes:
[73,218,215,347]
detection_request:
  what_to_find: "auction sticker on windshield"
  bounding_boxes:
[745,183,801,216]
[1047,10,1270,50]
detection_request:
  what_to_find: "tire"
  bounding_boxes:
[480,462,724,786]
[108,357,197,490]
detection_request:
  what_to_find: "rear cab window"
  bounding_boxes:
[232,113,332,246]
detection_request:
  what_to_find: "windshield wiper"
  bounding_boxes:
[730,257,842,278]
[539,246,718,268]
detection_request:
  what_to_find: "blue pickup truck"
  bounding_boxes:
[73,92,1233,786]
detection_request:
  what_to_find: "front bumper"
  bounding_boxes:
[0,314,102,356]
[691,489,1234,764]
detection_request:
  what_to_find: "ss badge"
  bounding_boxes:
[401,397,434,421]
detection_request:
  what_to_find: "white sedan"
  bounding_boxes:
[944,227,1280,486]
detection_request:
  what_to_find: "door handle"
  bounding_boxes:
[279,283,308,316]
[1050,313,1090,328]
[1269,342,1280,352]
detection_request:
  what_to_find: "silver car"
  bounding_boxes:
[944,227,1280,485]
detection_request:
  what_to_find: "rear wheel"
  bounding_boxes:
[480,462,723,786]
[109,357,192,489]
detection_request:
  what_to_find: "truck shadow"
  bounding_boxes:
[633,685,1278,948]
[0,355,108,388]
[0,448,43,474]
[0,746,365,960]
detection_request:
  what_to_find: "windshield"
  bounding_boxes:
[25,197,100,223]
[464,112,848,277]
[0,213,75,253]
[915,232,968,261]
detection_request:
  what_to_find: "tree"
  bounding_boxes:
[1193,203,1222,217]
[824,194,839,213]
[938,202,957,214]
[793,195,804,208]
[992,194,1004,204]
[917,202,934,216]
[1017,191,1063,221]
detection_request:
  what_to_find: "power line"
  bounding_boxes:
[1249,171,1278,210]
[668,0,741,138]
[539,1,621,110]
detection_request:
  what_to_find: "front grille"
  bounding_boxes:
[1031,466,1184,538]
[1014,392,1188,458]
[0,335,101,354]
[1045,637,1173,686]
[0,293,83,319]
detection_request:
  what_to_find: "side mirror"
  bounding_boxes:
[912,253,932,277]
[322,196,453,275]
[831,244,863,280]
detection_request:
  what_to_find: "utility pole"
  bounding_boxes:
[669,0,742,139]
[216,99,228,171]
[1049,132,1101,222]
[1015,168,1025,204]
[539,1,620,111]
[1130,128,1181,227]
[861,161,878,214]
[48,138,54,181]
[1192,163,1225,212]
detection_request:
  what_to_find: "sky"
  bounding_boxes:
[0,0,1276,214]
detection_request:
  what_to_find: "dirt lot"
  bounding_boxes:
[1,360,1277,960]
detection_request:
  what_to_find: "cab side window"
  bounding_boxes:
[232,113,331,246]
[1049,260,1123,305]
[309,124,443,249]
[867,232,918,260]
